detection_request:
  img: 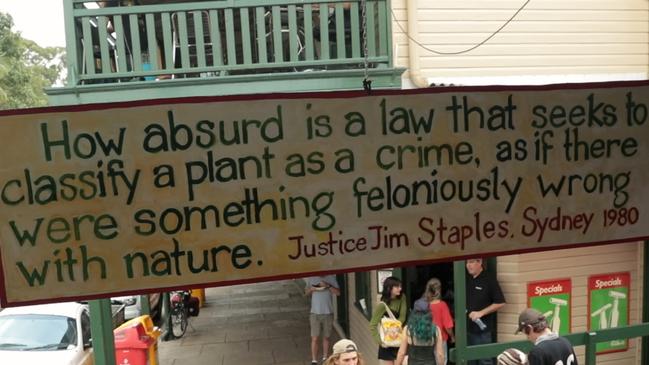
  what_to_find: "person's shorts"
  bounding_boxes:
[310,313,334,337]
[378,346,398,360]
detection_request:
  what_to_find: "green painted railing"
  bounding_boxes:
[451,260,649,364]
[64,0,392,86]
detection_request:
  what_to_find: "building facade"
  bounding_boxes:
[48,1,649,364]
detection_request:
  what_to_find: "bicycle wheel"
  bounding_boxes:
[170,305,188,338]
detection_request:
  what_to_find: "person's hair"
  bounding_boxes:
[324,351,365,365]
[524,318,549,334]
[380,276,402,303]
[468,257,486,270]
[424,277,442,301]
[407,309,435,344]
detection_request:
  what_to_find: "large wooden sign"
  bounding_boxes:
[1,81,648,305]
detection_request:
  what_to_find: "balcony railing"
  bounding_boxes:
[63,0,394,86]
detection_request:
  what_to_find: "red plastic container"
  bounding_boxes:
[114,321,155,365]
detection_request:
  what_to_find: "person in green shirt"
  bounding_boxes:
[369,276,407,365]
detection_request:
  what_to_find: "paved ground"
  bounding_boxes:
[158,279,340,365]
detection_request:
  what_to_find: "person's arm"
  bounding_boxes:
[369,302,387,344]
[441,301,455,343]
[328,285,340,296]
[325,276,341,296]
[434,326,444,365]
[397,295,408,323]
[305,281,315,296]
[468,302,505,321]
[527,347,541,365]
[395,326,409,365]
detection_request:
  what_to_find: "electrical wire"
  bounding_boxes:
[390,0,531,55]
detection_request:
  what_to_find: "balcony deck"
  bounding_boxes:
[47,0,403,105]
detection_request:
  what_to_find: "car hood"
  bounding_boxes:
[0,349,85,364]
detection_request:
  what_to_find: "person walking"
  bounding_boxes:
[306,275,341,365]
[369,276,407,365]
[424,277,455,365]
[324,339,366,365]
[516,308,577,365]
[395,298,444,365]
[466,258,506,365]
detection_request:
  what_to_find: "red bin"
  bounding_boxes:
[114,321,155,365]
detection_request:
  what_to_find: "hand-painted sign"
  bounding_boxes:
[1,81,648,305]
[588,272,630,353]
[527,279,571,335]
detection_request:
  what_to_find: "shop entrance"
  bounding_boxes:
[403,262,455,312]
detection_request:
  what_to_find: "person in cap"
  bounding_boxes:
[395,298,444,365]
[515,308,577,365]
[324,339,366,365]
[496,348,527,365]
[466,257,506,365]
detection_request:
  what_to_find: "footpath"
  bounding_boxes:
[158,279,340,365]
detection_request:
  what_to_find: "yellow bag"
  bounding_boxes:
[378,302,403,347]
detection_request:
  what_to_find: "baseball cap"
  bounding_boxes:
[515,308,545,334]
[497,348,527,365]
[332,339,358,355]
[413,298,430,313]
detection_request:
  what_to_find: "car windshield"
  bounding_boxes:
[0,314,77,351]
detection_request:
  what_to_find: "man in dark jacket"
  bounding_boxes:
[516,308,578,365]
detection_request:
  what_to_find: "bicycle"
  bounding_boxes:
[169,290,192,339]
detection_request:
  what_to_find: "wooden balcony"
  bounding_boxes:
[47,0,403,105]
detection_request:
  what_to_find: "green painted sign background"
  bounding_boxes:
[588,272,630,353]
[530,293,570,335]
[527,279,571,335]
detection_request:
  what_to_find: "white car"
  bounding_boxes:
[111,293,161,321]
[0,302,93,365]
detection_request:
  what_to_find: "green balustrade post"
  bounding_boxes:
[140,294,151,316]
[161,292,174,341]
[642,240,649,365]
[89,299,116,365]
[585,331,597,364]
[453,260,467,364]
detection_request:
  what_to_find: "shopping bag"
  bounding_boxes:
[378,302,403,347]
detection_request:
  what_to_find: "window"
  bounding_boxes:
[355,271,372,320]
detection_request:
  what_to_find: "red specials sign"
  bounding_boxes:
[527,279,572,335]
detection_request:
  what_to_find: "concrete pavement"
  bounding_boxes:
[158,279,340,365]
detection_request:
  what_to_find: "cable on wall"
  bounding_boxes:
[391,0,531,55]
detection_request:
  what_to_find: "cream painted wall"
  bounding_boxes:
[392,0,649,86]
[498,242,644,365]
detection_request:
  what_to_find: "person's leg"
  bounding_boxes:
[467,331,493,365]
[321,314,334,360]
[310,314,321,363]
[442,340,448,365]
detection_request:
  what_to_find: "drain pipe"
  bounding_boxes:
[407,0,429,88]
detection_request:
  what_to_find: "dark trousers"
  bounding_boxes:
[467,331,494,365]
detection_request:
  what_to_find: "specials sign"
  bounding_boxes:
[1,81,648,305]
[588,272,630,353]
[527,279,572,335]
